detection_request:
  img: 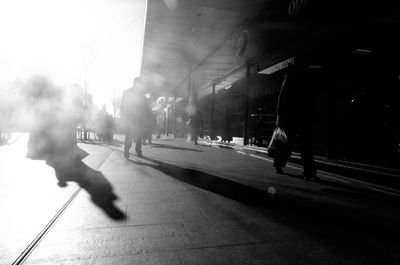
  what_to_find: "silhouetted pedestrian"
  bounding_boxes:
[186,103,203,145]
[96,105,115,143]
[156,112,164,138]
[121,77,151,158]
[24,76,80,186]
[273,62,317,181]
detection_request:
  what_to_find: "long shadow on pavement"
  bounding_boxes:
[128,156,400,264]
[46,148,126,221]
[78,139,122,147]
[285,172,396,199]
[149,143,204,152]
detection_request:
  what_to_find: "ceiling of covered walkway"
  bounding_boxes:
[140,0,400,99]
[140,0,273,98]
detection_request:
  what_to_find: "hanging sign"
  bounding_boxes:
[258,57,295,75]
[235,31,249,59]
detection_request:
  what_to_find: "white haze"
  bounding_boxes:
[0,0,146,112]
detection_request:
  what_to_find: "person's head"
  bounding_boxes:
[133,76,142,86]
[131,76,144,92]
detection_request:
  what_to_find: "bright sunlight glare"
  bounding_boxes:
[0,0,145,111]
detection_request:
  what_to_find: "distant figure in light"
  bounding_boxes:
[186,100,203,145]
[95,105,115,143]
[121,77,152,158]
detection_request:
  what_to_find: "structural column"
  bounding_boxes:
[172,96,176,138]
[243,64,250,145]
[210,83,216,140]
[186,62,193,141]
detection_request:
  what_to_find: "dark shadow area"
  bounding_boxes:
[78,138,122,147]
[286,172,400,202]
[128,156,400,264]
[126,157,159,166]
[284,172,305,180]
[77,139,103,145]
[149,143,204,152]
[46,147,126,221]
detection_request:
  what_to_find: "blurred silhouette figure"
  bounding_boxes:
[273,61,317,181]
[24,76,76,163]
[121,77,152,158]
[23,76,125,220]
[0,93,14,145]
[24,77,79,186]
[186,101,203,145]
[95,105,115,143]
[156,111,164,139]
[68,84,93,141]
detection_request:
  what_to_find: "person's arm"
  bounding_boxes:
[276,74,289,127]
[120,91,127,119]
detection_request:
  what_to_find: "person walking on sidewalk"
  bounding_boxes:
[273,59,317,181]
[186,102,203,145]
[121,77,151,158]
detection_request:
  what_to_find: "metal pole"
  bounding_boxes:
[243,64,250,145]
[172,96,176,138]
[188,61,193,100]
[187,63,192,141]
[211,83,216,140]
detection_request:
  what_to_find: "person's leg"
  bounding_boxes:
[192,128,198,145]
[157,127,161,138]
[190,128,194,142]
[124,130,133,159]
[135,133,143,157]
[273,157,285,174]
[299,128,317,180]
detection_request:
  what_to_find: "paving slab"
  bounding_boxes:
[26,252,182,265]
[25,224,191,264]
[2,135,400,265]
[0,136,80,265]
[178,243,282,265]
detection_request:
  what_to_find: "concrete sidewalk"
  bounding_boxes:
[197,137,400,190]
[2,135,400,264]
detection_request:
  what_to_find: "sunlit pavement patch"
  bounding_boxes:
[0,135,81,265]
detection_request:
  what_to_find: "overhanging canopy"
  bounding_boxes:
[141,0,400,99]
[140,0,272,98]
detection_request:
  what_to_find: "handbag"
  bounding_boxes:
[267,127,290,158]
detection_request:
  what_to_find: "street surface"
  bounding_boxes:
[1,134,400,265]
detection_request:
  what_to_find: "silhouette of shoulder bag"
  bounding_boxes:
[267,127,289,158]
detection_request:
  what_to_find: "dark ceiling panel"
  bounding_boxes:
[141,0,272,98]
[141,0,400,99]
